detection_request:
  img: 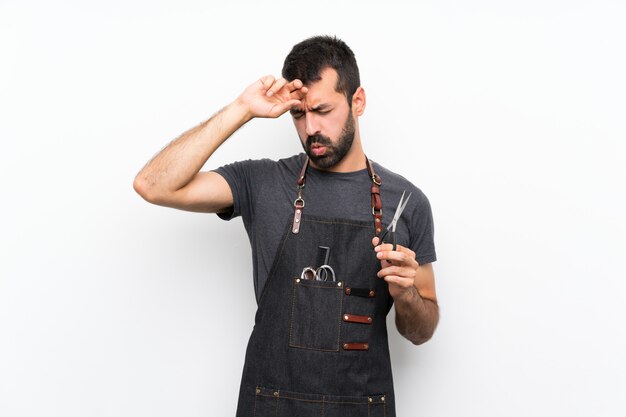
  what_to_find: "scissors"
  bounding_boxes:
[377,190,412,251]
[301,264,336,281]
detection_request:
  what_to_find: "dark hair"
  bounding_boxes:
[282,35,360,106]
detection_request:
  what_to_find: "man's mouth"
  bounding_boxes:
[310,143,327,156]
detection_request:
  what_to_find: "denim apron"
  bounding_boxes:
[235,158,396,417]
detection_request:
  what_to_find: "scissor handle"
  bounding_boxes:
[315,265,336,282]
[377,229,397,252]
[301,266,316,280]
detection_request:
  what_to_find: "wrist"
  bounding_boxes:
[230,96,254,124]
[395,285,422,305]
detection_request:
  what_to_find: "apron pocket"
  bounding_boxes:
[254,386,387,417]
[289,278,344,352]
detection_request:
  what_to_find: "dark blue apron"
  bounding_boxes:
[235,158,396,417]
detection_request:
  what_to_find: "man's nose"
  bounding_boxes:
[305,113,321,136]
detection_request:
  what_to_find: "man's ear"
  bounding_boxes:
[351,87,366,116]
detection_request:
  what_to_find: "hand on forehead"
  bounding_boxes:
[290,70,345,113]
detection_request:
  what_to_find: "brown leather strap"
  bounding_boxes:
[365,157,381,186]
[292,201,304,234]
[366,157,383,235]
[297,157,309,187]
[343,313,373,325]
[343,342,369,351]
[292,155,383,235]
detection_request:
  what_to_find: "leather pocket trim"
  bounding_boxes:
[345,287,375,298]
[342,313,373,325]
[342,342,369,351]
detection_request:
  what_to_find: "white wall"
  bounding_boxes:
[1,1,625,416]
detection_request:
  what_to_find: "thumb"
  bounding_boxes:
[272,99,301,116]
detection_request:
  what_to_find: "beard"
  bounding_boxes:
[302,112,356,169]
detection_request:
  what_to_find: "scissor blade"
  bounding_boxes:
[398,191,412,215]
[389,191,412,231]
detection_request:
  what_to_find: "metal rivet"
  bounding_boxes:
[367,317,372,322]
[375,218,381,222]
[343,343,349,349]
[376,228,381,233]
[368,397,373,403]
[296,278,300,283]
[294,228,298,232]
[295,219,299,223]
[381,396,385,402]
[256,388,261,394]
[364,344,369,349]
[273,391,279,396]
[337,282,342,287]
[296,209,301,214]
[344,315,349,320]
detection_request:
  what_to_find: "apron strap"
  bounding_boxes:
[366,158,383,235]
[291,158,309,234]
[292,155,383,234]
[297,157,309,187]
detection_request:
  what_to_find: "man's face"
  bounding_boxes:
[289,68,355,169]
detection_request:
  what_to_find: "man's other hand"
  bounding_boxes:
[237,75,308,120]
[372,237,437,303]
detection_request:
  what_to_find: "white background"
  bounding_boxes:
[1,1,625,416]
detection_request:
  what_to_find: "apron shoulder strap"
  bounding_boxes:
[366,158,383,235]
[291,155,384,235]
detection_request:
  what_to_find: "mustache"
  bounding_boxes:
[306,134,332,147]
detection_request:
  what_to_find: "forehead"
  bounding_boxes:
[301,68,345,107]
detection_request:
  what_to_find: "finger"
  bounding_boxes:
[374,243,416,262]
[266,77,288,97]
[382,275,415,288]
[285,79,304,92]
[394,244,416,259]
[373,240,394,265]
[373,242,394,252]
[289,86,308,100]
[377,265,413,279]
[259,75,276,90]
[376,249,416,266]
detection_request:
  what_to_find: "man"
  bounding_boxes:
[134,35,438,417]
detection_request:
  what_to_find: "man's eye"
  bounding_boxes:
[291,112,304,119]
